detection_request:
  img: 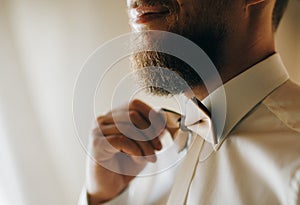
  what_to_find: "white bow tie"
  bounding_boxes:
[182,97,217,145]
[163,96,217,146]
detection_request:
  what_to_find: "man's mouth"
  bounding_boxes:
[130,6,170,24]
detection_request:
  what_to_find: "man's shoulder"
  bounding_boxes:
[262,80,300,133]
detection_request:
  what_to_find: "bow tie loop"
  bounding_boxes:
[161,96,218,146]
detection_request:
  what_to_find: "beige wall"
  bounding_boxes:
[276,0,300,82]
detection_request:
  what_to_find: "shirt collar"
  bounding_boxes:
[181,54,289,150]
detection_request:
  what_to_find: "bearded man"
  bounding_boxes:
[79,0,300,204]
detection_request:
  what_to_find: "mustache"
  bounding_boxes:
[129,0,178,10]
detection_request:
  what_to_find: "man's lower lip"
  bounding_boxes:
[134,12,169,24]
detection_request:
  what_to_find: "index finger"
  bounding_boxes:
[129,99,165,125]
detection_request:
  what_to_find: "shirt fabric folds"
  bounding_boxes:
[79,54,300,205]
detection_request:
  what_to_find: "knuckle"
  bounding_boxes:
[129,110,138,118]
[106,135,118,149]
[130,99,141,107]
[115,135,125,147]
[140,142,153,153]
[96,115,105,124]
[92,136,101,147]
[91,127,101,137]
[97,122,106,130]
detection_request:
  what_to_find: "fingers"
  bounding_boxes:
[99,122,162,150]
[99,123,141,137]
[97,105,164,149]
[94,134,157,163]
[101,100,166,132]
[129,100,166,132]
[106,99,154,122]
[105,135,143,157]
[129,110,165,141]
[96,119,161,162]
[94,119,160,163]
[98,101,166,139]
[128,99,163,122]
[93,99,165,163]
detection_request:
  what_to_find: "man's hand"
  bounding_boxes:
[86,100,166,205]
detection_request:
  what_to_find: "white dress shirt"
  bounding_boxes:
[79,54,300,205]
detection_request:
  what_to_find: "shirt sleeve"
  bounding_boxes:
[289,169,300,205]
[78,186,130,205]
[78,187,89,205]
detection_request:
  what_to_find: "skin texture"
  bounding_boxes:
[87,100,166,204]
[87,0,277,204]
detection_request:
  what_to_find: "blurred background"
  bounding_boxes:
[0,0,299,204]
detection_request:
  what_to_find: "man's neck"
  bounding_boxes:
[191,30,275,101]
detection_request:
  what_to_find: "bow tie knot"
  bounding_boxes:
[162,96,217,146]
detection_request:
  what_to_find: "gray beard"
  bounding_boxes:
[132,51,201,96]
[131,7,228,96]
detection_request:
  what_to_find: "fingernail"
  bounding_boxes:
[146,155,157,163]
[156,141,162,150]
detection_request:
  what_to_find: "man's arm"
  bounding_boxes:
[84,100,165,204]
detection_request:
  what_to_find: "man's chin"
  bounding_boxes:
[131,51,203,97]
[133,66,195,97]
